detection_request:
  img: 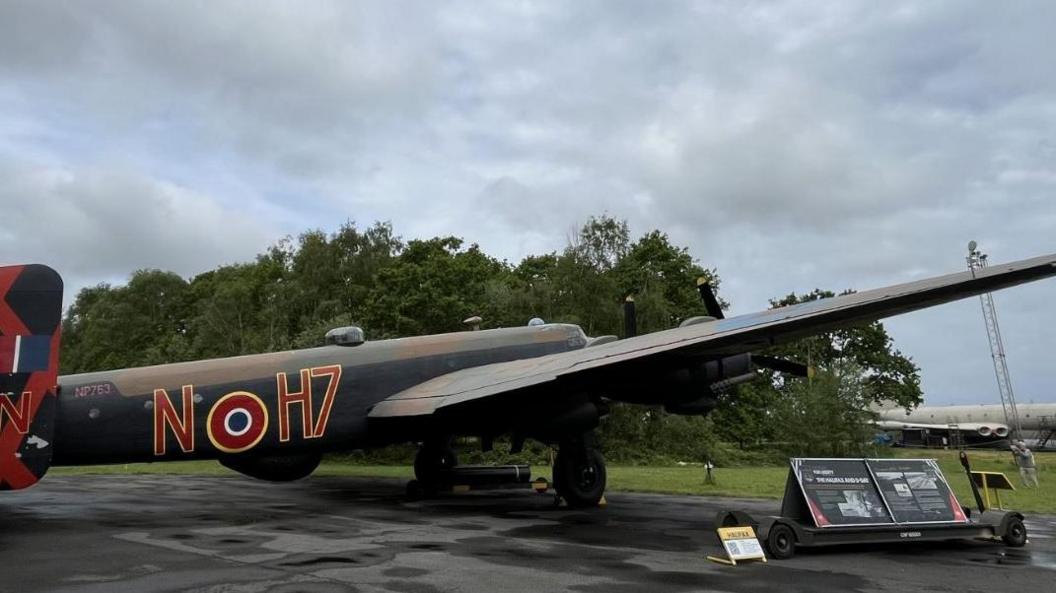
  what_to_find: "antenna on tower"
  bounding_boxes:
[966,241,1023,440]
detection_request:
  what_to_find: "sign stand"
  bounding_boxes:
[722,457,1029,559]
[970,471,1015,510]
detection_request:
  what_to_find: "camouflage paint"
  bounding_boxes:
[53,324,588,465]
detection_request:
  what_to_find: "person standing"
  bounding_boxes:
[1011,440,1040,487]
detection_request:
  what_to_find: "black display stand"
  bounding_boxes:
[720,457,1028,559]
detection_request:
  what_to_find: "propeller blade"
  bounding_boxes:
[695,277,725,319]
[750,354,809,377]
[623,295,637,338]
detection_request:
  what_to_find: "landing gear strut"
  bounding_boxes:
[554,435,607,508]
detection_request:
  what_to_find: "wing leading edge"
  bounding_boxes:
[369,253,1056,419]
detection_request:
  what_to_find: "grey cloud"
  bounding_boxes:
[0,155,276,300]
[0,1,442,180]
[0,1,1053,403]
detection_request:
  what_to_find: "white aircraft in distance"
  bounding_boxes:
[876,403,1056,449]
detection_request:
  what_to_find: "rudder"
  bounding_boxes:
[0,264,63,490]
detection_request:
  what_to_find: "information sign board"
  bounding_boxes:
[788,458,967,528]
[867,459,967,524]
[791,459,892,527]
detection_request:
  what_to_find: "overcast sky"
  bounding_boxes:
[2,1,1053,405]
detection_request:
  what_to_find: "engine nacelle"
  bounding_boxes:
[603,354,755,416]
[974,425,1010,438]
[219,452,322,482]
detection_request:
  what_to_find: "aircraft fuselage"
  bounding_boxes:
[53,324,588,466]
[882,403,1056,433]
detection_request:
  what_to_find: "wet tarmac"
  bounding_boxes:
[1,475,1053,592]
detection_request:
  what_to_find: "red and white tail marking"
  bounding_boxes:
[0,264,63,491]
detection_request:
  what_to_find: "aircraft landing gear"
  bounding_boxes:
[554,435,607,508]
[413,439,458,486]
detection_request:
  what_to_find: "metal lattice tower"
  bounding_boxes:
[966,241,1023,440]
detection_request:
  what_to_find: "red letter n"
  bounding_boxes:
[277,369,313,442]
[0,391,32,434]
[153,386,195,456]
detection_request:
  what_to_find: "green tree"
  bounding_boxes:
[598,405,721,464]
[613,230,721,334]
[285,221,402,331]
[711,289,921,455]
[545,217,628,336]
[764,289,921,409]
[332,221,402,322]
[771,362,879,457]
[61,270,192,372]
[569,215,630,272]
[557,218,729,460]
[708,383,780,450]
[362,237,510,337]
[188,263,271,357]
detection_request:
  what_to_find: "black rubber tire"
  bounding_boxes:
[1003,516,1028,547]
[716,510,757,529]
[413,441,458,484]
[554,446,607,508]
[766,523,796,559]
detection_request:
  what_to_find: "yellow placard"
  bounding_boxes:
[718,527,756,541]
[709,526,767,566]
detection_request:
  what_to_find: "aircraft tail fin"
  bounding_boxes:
[0,265,63,491]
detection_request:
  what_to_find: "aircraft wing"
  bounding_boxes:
[369,253,1056,421]
[874,420,1010,439]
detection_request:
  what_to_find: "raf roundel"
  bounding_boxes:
[207,391,268,453]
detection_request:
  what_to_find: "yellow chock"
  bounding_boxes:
[597,496,608,508]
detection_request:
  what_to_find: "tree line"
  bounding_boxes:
[60,216,921,464]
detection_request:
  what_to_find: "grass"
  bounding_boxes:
[49,450,1055,514]
[608,466,789,499]
[902,449,1054,514]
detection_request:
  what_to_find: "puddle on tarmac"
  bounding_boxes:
[967,548,1056,569]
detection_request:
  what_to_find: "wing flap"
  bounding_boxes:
[369,253,1056,419]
